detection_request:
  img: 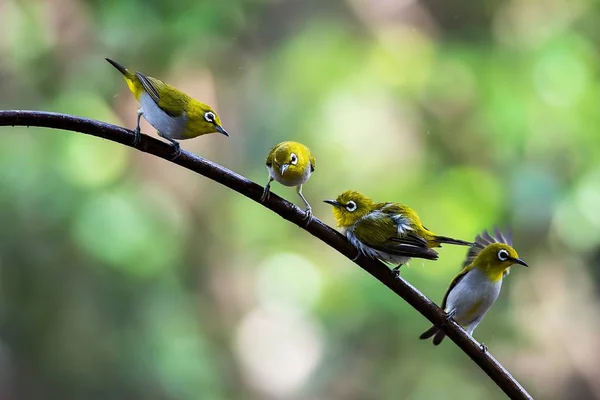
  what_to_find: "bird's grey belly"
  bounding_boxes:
[140,93,187,139]
[445,269,501,325]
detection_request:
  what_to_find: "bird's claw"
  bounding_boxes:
[302,207,313,226]
[445,309,457,321]
[480,343,488,353]
[351,252,361,261]
[392,265,402,280]
[169,143,182,160]
[260,188,270,203]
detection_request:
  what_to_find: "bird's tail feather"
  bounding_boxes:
[419,326,447,346]
[433,331,446,345]
[419,326,438,340]
[434,235,472,246]
[105,58,129,76]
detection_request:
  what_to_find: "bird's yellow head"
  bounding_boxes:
[270,141,313,177]
[188,101,229,137]
[324,190,377,228]
[466,229,528,281]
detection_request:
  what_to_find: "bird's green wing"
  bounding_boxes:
[379,203,418,225]
[353,213,438,260]
[377,203,430,248]
[309,154,316,172]
[265,146,277,167]
[441,265,473,310]
[135,72,186,118]
[135,73,161,104]
[388,232,428,248]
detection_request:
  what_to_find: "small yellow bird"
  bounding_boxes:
[261,141,315,221]
[420,229,528,347]
[106,58,228,158]
[324,191,471,275]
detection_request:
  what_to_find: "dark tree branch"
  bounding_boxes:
[0,110,532,400]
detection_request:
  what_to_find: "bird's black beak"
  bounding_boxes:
[511,257,528,267]
[215,124,229,137]
[323,199,341,207]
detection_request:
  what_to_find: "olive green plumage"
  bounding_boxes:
[324,191,472,275]
[420,229,528,347]
[261,141,316,221]
[106,58,228,158]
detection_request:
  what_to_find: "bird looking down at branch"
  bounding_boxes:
[261,141,316,222]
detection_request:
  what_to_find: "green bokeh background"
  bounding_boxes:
[1,0,599,398]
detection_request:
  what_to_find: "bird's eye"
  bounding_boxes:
[204,111,215,123]
[345,201,357,212]
[497,249,509,261]
[290,153,298,165]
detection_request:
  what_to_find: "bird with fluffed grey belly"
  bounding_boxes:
[324,190,472,275]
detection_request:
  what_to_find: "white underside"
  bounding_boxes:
[267,165,311,187]
[139,92,187,139]
[445,268,502,335]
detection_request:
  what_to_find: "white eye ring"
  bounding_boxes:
[290,153,298,165]
[498,249,509,261]
[204,111,216,123]
[345,201,357,212]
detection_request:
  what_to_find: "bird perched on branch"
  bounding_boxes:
[324,191,471,274]
[105,58,229,158]
[261,141,315,222]
[420,229,528,347]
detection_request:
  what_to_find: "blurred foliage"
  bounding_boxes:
[2,0,600,398]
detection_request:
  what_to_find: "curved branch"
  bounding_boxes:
[0,110,532,399]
